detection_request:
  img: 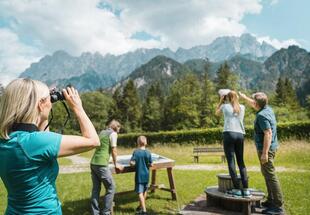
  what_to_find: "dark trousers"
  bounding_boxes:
[258,150,284,208]
[223,131,248,189]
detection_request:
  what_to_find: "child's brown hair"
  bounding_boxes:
[137,136,147,146]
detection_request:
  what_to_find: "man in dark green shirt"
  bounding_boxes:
[239,92,284,215]
[90,120,123,215]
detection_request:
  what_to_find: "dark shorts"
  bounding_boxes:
[135,183,148,193]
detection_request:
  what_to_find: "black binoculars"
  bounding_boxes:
[50,89,65,103]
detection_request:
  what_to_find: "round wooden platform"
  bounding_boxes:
[205,186,264,215]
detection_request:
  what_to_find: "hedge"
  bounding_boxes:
[118,121,310,147]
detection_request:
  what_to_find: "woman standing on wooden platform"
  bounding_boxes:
[216,89,249,197]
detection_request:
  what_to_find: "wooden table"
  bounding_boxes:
[109,153,177,200]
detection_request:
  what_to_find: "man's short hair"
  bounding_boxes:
[252,92,268,108]
[108,119,121,131]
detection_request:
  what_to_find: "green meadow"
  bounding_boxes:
[1,140,310,215]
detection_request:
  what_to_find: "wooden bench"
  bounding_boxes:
[193,147,226,163]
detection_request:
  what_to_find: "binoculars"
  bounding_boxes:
[50,89,65,103]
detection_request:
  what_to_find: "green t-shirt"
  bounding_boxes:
[91,129,116,166]
[0,131,62,215]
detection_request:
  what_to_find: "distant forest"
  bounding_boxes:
[45,62,310,134]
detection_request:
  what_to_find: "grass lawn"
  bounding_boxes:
[80,139,310,170]
[1,139,309,214]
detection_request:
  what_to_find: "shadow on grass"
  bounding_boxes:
[61,192,176,215]
[114,192,169,214]
[62,198,91,215]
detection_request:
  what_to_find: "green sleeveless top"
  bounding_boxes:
[90,129,113,166]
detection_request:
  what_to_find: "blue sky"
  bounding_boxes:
[242,0,310,49]
[0,0,308,85]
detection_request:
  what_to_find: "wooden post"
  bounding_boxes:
[150,169,156,193]
[167,167,177,200]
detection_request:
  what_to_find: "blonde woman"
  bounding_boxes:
[0,78,100,214]
[216,90,249,197]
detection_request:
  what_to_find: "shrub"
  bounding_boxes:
[118,121,310,147]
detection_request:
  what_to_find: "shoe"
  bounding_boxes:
[261,200,273,208]
[262,206,284,215]
[136,206,142,211]
[231,189,242,197]
[242,189,251,198]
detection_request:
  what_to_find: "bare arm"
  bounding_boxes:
[111,147,124,172]
[260,128,272,164]
[58,87,100,157]
[215,96,224,116]
[239,92,256,109]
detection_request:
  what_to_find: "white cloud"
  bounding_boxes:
[114,0,262,49]
[269,0,279,5]
[0,0,275,84]
[0,28,41,86]
[257,36,301,49]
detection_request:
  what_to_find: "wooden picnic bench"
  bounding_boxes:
[193,147,226,163]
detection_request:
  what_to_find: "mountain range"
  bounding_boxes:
[20,33,275,88]
[19,33,309,105]
[115,46,310,105]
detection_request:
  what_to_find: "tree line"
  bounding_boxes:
[46,62,309,134]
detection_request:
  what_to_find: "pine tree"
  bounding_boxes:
[199,61,217,127]
[275,77,285,105]
[108,86,124,123]
[164,73,202,130]
[284,77,299,109]
[215,61,239,91]
[122,80,142,132]
[142,82,163,131]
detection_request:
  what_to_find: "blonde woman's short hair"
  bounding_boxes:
[0,78,50,139]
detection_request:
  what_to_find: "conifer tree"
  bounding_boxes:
[284,77,299,109]
[142,82,163,131]
[109,86,124,122]
[199,61,217,127]
[275,77,285,105]
[215,61,239,91]
[122,79,142,132]
[164,73,202,130]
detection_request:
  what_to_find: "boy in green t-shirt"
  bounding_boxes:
[130,136,153,215]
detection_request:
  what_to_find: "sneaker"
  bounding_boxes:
[242,189,251,198]
[261,200,273,208]
[136,206,142,212]
[231,189,242,196]
[262,206,284,215]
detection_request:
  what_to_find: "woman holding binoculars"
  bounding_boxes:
[0,78,100,214]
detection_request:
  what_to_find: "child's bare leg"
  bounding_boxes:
[139,192,146,212]
[143,190,148,201]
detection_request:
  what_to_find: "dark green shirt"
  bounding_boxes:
[91,129,115,166]
[254,106,278,151]
[130,149,152,184]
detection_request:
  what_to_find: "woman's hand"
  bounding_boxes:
[62,87,83,112]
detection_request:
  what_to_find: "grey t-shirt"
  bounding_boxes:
[221,103,245,134]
